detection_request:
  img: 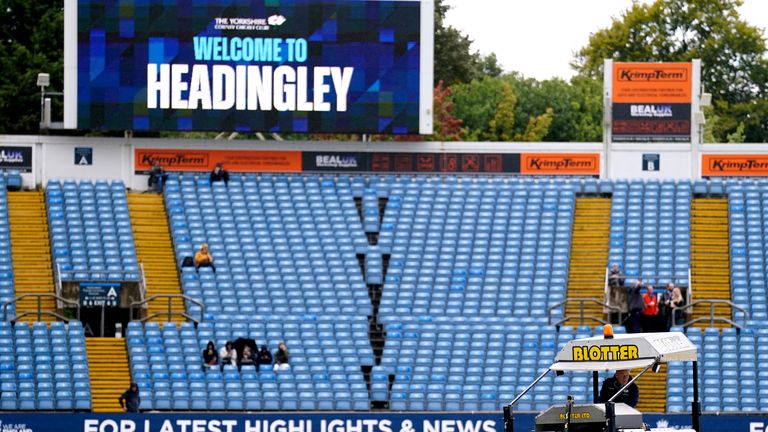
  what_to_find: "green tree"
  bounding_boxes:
[484,81,517,141]
[573,0,768,141]
[477,53,503,79]
[434,0,502,86]
[508,74,603,142]
[708,99,768,143]
[450,75,556,141]
[726,122,746,143]
[0,0,64,133]
[515,108,554,142]
[450,77,510,140]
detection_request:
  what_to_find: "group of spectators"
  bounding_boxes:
[609,265,686,333]
[148,161,230,193]
[202,341,290,372]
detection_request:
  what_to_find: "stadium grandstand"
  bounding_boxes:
[2,160,768,423]
[1,0,767,431]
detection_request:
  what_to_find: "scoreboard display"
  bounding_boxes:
[64,0,433,134]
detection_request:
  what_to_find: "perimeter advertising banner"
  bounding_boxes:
[611,62,692,142]
[365,153,519,173]
[135,149,302,173]
[702,154,768,176]
[0,146,33,173]
[135,150,521,174]
[0,412,764,432]
[67,0,433,134]
[519,153,600,176]
[134,149,600,175]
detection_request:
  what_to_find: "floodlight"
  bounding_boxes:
[37,73,50,88]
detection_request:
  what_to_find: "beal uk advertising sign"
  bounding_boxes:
[64,0,433,134]
[611,62,692,143]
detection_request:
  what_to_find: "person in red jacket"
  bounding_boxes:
[641,285,659,332]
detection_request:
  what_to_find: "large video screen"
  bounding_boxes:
[64,0,433,134]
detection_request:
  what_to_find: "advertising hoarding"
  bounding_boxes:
[0,412,762,432]
[134,149,601,175]
[0,146,33,172]
[134,149,302,173]
[519,153,600,175]
[611,62,692,143]
[701,154,768,176]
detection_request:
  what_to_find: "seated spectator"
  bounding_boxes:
[273,342,290,372]
[147,162,168,193]
[202,341,218,371]
[210,163,230,186]
[219,341,237,371]
[598,370,638,407]
[194,243,216,273]
[257,345,273,372]
[239,345,256,371]
[641,285,659,332]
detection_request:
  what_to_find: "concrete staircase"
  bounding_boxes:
[86,338,132,412]
[633,363,667,413]
[7,191,56,322]
[127,193,184,323]
[690,198,731,328]
[564,198,611,325]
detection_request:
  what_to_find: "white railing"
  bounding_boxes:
[138,262,148,307]
[603,267,610,312]
[687,268,693,310]
[55,269,141,282]
[54,262,64,309]
[602,269,692,317]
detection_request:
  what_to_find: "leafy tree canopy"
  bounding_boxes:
[0,0,63,133]
[434,0,502,86]
[574,0,768,141]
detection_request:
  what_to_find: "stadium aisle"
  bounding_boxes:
[86,338,131,412]
[691,198,732,328]
[127,193,184,323]
[564,197,611,323]
[8,191,56,321]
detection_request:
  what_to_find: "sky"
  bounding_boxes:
[444,0,768,81]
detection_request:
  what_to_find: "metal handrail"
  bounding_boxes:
[129,294,205,324]
[604,270,692,314]
[56,269,138,279]
[3,293,80,322]
[138,263,147,303]
[605,272,691,286]
[603,267,610,309]
[687,268,693,309]
[509,368,550,406]
[54,263,64,309]
[548,297,623,327]
[676,299,749,329]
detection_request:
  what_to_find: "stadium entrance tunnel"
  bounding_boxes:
[80,306,131,337]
